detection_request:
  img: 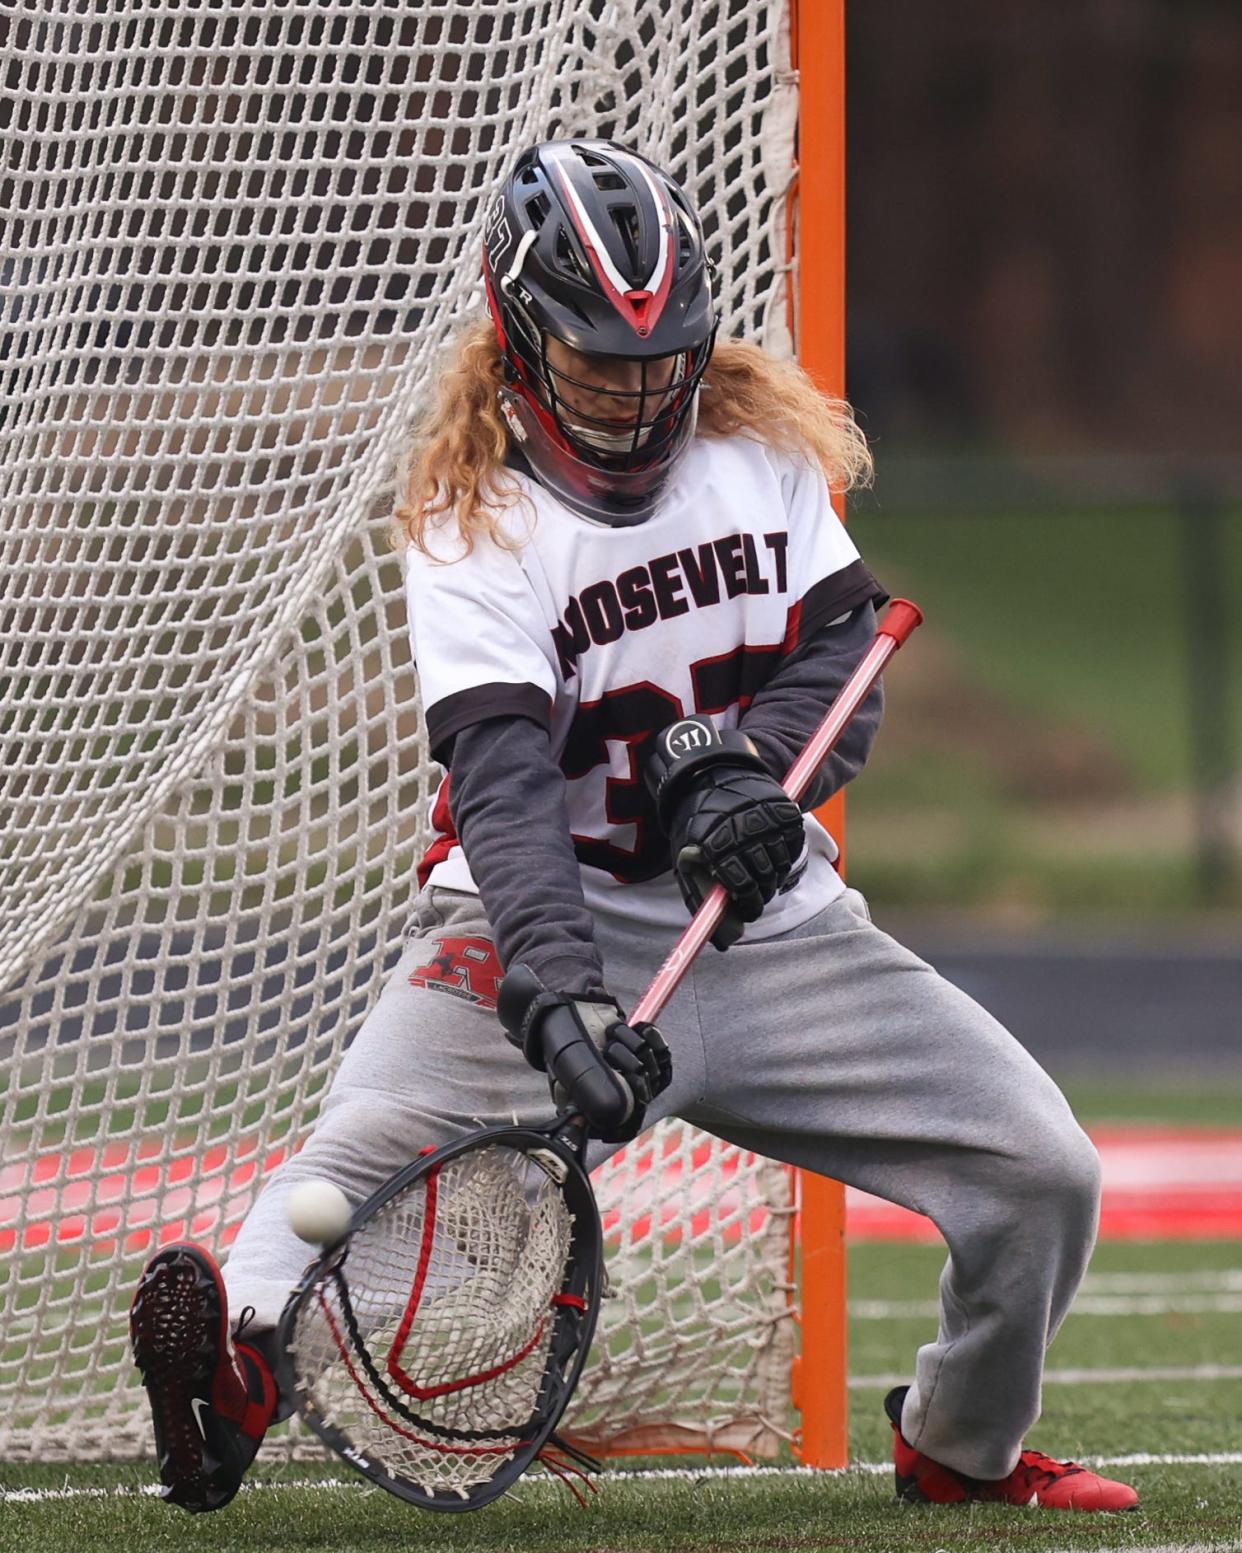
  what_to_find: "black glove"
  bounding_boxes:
[646,713,806,950]
[497,965,672,1144]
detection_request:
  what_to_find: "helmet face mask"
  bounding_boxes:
[483,140,718,526]
[539,337,708,457]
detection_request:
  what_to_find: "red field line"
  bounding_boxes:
[2,1128,1239,1253]
[846,1127,1242,1241]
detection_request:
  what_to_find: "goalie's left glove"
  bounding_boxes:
[497,966,672,1144]
[647,713,806,950]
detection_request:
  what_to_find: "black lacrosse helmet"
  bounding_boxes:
[483,139,718,526]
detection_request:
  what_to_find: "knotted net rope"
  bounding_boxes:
[0,0,799,1460]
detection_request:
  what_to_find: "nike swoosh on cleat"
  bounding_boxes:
[1026,1492,1040,1506]
[190,1397,210,1440]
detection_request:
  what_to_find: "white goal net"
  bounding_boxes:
[1,0,803,1462]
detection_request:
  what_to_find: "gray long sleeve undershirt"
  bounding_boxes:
[740,600,884,811]
[446,602,884,995]
[448,716,609,997]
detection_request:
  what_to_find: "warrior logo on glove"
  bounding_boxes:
[663,719,715,759]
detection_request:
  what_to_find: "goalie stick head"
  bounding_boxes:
[274,1115,603,1512]
[482,139,717,527]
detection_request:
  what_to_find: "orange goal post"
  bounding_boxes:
[793,0,853,1471]
[0,0,851,1467]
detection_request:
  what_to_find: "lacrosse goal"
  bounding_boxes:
[0,0,849,1466]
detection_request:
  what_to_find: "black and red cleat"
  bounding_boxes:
[129,1243,278,1513]
[885,1386,1139,1512]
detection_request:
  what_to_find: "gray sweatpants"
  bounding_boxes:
[224,885,1100,1481]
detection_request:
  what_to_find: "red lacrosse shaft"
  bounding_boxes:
[630,599,924,1026]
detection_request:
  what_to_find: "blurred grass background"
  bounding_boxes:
[844,491,1242,916]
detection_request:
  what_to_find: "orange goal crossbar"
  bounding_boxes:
[790,0,851,1470]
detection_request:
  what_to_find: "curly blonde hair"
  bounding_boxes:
[393,319,873,556]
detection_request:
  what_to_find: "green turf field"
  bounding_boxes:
[1064,1078,1242,1131]
[4,1232,1239,1553]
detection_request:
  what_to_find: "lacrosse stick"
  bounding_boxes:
[275,1113,603,1510]
[632,596,923,1023]
[274,597,922,1510]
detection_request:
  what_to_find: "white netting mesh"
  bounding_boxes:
[0,0,801,1461]
[287,1146,579,1501]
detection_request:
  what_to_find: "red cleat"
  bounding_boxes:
[885,1387,1139,1512]
[130,1243,278,1513]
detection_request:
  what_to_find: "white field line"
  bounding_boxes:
[617,1455,1242,1479]
[1080,1269,1242,1293]
[612,1452,1242,1478]
[12,1286,1236,1349]
[850,1363,1242,1389]
[853,1292,1242,1319]
[1038,1545,1242,1553]
[4,1455,1242,1504]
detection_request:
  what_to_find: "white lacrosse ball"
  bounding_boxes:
[285,1179,352,1245]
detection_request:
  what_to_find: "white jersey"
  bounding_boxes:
[403,433,885,940]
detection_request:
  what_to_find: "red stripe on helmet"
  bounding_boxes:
[482,250,507,349]
[622,213,676,335]
[552,162,674,340]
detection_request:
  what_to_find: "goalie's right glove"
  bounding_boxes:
[646,713,806,950]
[497,966,672,1144]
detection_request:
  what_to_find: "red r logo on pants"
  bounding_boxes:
[409,936,503,1010]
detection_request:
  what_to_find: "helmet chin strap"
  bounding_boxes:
[565,420,653,455]
[563,392,700,469]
